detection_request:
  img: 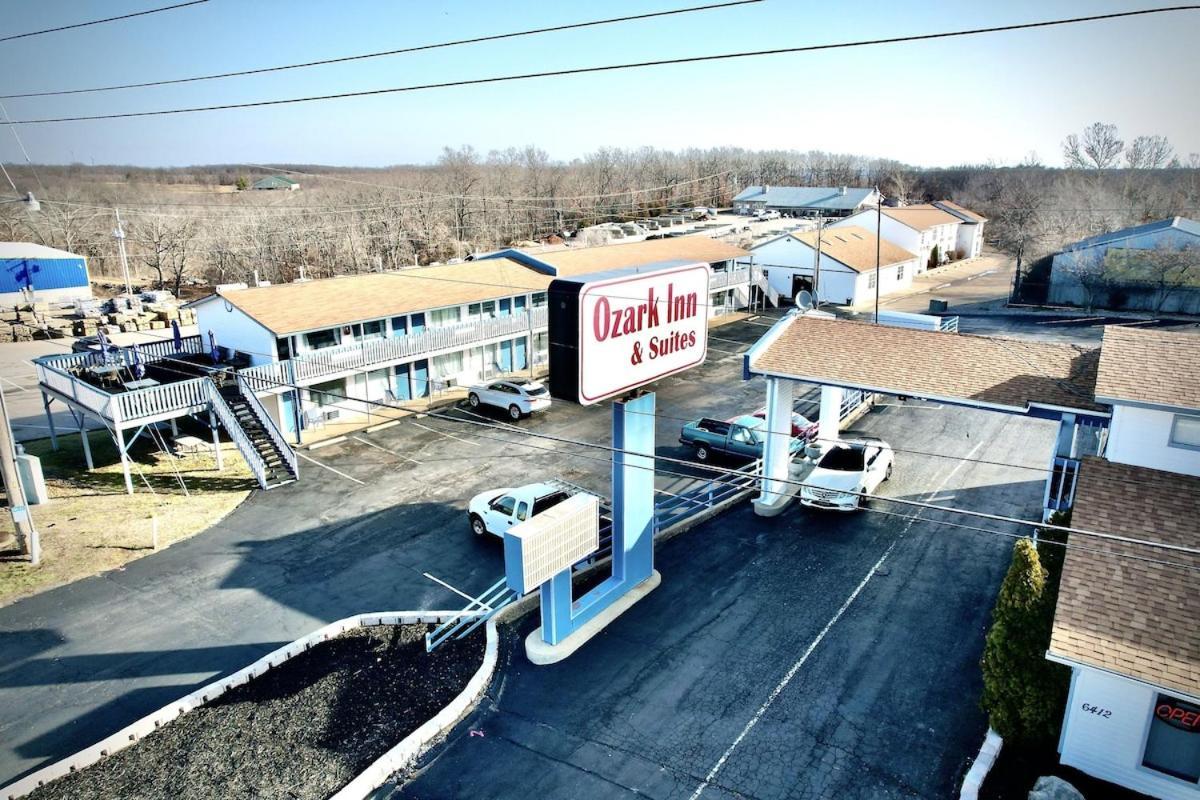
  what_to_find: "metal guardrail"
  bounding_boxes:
[236,374,298,480]
[939,316,960,333]
[425,578,517,652]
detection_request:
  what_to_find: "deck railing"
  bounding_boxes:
[710,267,751,290]
[35,362,112,417]
[236,374,298,479]
[36,335,205,372]
[243,306,550,390]
[112,377,210,425]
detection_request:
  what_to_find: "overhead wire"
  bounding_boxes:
[0,1,761,98]
[0,1,208,44]
[7,6,1198,124]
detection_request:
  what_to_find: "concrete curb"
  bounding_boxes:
[959,728,1002,800]
[0,610,467,800]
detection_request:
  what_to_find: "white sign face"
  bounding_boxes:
[577,262,711,404]
[509,493,599,594]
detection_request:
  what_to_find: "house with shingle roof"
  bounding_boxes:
[830,204,966,273]
[741,225,919,307]
[932,200,988,259]
[1046,325,1200,797]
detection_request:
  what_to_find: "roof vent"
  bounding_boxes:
[839,186,847,196]
[762,184,770,195]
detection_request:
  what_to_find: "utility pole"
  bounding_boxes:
[0,385,39,565]
[874,189,883,324]
[113,208,133,298]
[813,216,824,303]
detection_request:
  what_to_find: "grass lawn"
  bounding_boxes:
[0,427,255,606]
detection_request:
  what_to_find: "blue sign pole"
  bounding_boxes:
[524,391,660,657]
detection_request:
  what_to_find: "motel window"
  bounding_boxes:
[868,273,877,290]
[467,300,496,319]
[304,328,339,350]
[1169,414,1200,450]
[896,263,905,280]
[432,351,464,379]
[532,292,547,308]
[1142,694,1200,783]
[428,307,462,328]
[356,320,385,341]
[390,316,407,337]
[309,378,345,407]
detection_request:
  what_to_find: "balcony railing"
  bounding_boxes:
[242,306,550,391]
[710,267,752,290]
[37,335,206,372]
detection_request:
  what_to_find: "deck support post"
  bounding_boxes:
[41,391,58,450]
[114,426,133,494]
[208,409,223,471]
[76,410,93,471]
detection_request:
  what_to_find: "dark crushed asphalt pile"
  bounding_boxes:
[26,624,484,800]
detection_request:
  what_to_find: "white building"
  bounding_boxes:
[932,200,988,259]
[831,205,964,273]
[731,185,880,218]
[740,225,917,308]
[1048,326,1200,798]
[190,236,752,440]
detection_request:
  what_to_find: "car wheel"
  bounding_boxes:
[695,444,709,462]
[508,404,522,421]
[884,463,893,481]
[468,393,480,408]
[469,514,487,536]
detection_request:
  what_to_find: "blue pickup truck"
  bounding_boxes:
[679,415,804,463]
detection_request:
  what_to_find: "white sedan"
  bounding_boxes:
[467,379,552,420]
[800,438,894,511]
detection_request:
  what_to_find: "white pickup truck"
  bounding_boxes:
[468,481,585,537]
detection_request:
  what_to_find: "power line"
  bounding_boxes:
[0,1,760,98]
[6,6,1197,124]
[69,339,1195,560]
[0,101,46,195]
[0,1,208,44]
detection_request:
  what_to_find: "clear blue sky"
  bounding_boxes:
[1,0,1197,168]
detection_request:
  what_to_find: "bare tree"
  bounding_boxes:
[989,174,1046,297]
[1111,242,1200,312]
[1062,122,1124,170]
[1125,135,1174,169]
[1056,252,1117,312]
[134,216,197,294]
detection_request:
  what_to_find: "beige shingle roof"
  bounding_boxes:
[883,205,963,231]
[1048,458,1200,696]
[933,200,987,224]
[532,237,747,275]
[210,258,551,336]
[750,316,1103,412]
[1095,325,1200,409]
[786,226,917,273]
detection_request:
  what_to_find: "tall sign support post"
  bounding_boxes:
[504,261,710,664]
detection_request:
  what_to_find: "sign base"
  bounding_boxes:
[524,570,661,665]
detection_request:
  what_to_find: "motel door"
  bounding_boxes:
[791,275,813,302]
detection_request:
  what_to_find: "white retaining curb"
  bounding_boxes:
[0,611,467,800]
[959,728,1002,800]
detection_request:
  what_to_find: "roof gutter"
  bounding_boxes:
[1046,650,1200,704]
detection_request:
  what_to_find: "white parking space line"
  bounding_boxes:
[411,420,480,447]
[351,435,421,465]
[933,282,953,290]
[295,452,366,485]
[687,440,985,800]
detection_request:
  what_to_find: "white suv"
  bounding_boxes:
[467,380,551,420]
[800,438,894,511]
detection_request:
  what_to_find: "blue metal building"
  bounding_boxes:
[0,242,91,306]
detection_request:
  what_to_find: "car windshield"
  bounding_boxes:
[818,446,865,472]
[522,384,549,397]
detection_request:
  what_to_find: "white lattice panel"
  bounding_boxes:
[510,493,599,594]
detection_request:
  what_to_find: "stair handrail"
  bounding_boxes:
[236,374,298,480]
[207,380,270,489]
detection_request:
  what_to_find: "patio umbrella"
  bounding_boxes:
[131,343,146,380]
[208,329,220,363]
[171,319,183,352]
[96,329,111,365]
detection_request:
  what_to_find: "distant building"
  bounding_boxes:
[0,242,91,306]
[830,204,963,273]
[1047,217,1200,313]
[931,200,988,259]
[251,176,300,191]
[741,225,918,307]
[731,185,879,218]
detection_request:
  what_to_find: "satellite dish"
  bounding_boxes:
[794,290,814,311]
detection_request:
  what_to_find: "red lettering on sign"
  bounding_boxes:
[1156,700,1200,732]
[593,295,611,342]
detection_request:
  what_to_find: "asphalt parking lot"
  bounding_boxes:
[391,395,1055,800]
[0,312,1059,796]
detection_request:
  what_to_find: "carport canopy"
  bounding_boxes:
[745,315,1106,418]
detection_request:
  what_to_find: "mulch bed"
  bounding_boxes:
[26,624,484,800]
[981,742,1154,800]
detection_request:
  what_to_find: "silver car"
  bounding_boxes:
[467,380,552,420]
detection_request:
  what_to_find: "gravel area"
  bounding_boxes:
[25,624,484,800]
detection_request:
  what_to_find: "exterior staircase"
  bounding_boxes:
[210,380,298,489]
[754,272,780,307]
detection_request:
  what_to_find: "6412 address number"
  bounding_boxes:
[1081,703,1112,718]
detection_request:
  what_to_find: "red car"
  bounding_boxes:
[729,409,819,441]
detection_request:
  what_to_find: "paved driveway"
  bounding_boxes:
[394,403,1054,800]
[0,317,781,785]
